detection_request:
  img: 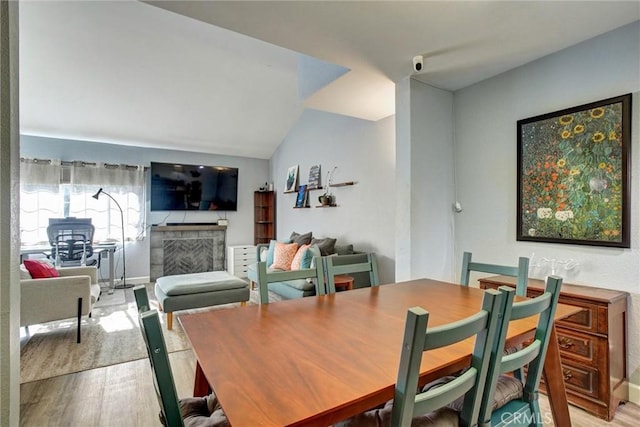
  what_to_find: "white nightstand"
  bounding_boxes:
[227,245,256,278]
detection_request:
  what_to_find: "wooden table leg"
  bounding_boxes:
[542,325,572,426]
[193,361,211,397]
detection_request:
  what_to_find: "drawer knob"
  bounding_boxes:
[562,368,573,381]
[558,337,574,349]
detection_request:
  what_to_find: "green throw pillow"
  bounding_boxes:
[301,244,321,269]
[266,240,277,267]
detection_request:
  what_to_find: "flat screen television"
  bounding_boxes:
[150,162,239,211]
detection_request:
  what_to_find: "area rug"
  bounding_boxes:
[20,283,272,383]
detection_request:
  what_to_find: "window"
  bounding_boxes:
[20,159,145,245]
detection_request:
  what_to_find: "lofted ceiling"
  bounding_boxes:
[19,1,640,159]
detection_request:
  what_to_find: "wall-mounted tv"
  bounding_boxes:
[150,162,238,211]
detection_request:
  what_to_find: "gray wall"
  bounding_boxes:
[269,109,396,284]
[20,135,269,280]
[453,21,640,402]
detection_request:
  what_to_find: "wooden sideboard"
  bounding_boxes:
[479,275,629,421]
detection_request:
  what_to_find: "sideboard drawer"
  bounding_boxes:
[555,300,599,334]
[556,328,596,363]
[561,361,600,399]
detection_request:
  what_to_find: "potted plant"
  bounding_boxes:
[318,167,337,205]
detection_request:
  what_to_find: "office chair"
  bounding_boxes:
[47,217,98,267]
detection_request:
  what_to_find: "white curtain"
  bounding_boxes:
[19,159,146,245]
[69,162,145,242]
[20,159,63,244]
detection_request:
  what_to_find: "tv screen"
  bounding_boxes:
[150,162,238,211]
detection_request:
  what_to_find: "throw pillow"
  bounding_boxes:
[266,240,277,267]
[23,259,59,279]
[310,237,337,256]
[334,244,355,255]
[290,244,311,270]
[301,244,322,269]
[290,231,312,246]
[260,246,268,262]
[20,265,33,280]
[271,242,299,271]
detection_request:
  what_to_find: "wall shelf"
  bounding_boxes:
[330,181,355,187]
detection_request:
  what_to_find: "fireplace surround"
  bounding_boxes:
[150,225,226,282]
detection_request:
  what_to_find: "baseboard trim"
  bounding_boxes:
[629,381,640,405]
[98,276,150,286]
[125,276,150,285]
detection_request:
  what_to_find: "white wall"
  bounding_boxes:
[270,109,396,284]
[453,22,640,402]
[395,78,456,282]
[20,136,269,280]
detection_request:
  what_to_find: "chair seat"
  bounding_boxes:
[335,399,460,427]
[176,394,230,427]
[487,375,523,412]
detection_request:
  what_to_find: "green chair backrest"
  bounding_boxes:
[460,251,530,296]
[255,256,325,303]
[133,285,150,313]
[319,252,380,294]
[390,289,504,427]
[138,310,184,427]
[479,275,563,426]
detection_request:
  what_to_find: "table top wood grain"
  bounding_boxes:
[179,278,578,427]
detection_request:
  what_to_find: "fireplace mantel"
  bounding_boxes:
[152,225,227,232]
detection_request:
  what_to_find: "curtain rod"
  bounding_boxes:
[20,157,146,170]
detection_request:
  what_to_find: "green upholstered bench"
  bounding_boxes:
[154,271,249,329]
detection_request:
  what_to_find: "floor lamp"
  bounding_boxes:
[92,188,131,289]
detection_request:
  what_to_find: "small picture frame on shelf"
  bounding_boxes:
[284,165,299,193]
[295,185,308,208]
[308,165,321,189]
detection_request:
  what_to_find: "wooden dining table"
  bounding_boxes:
[179,278,579,427]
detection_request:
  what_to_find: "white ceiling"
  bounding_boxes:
[19,1,640,159]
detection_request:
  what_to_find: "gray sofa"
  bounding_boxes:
[248,240,374,302]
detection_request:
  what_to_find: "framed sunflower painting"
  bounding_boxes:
[517,94,631,248]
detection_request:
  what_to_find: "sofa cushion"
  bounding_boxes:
[334,244,355,255]
[310,237,337,256]
[301,244,321,269]
[23,259,59,279]
[290,231,312,246]
[271,242,299,271]
[266,240,277,267]
[20,264,33,280]
[291,244,311,270]
[281,278,316,291]
[156,271,248,296]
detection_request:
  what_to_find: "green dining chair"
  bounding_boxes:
[135,288,230,427]
[254,255,325,303]
[479,275,563,427]
[335,289,505,427]
[133,285,151,312]
[318,252,380,295]
[461,252,530,297]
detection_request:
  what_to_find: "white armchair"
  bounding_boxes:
[20,265,101,343]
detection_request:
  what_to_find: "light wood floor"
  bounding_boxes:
[20,346,640,426]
